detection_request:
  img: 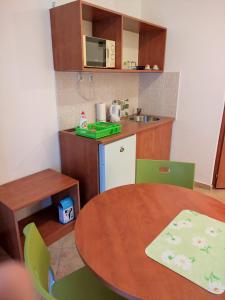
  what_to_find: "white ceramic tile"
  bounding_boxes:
[56,71,179,129]
[164,72,180,89]
[56,72,139,129]
[139,72,180,118]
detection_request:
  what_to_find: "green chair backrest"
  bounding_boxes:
[136,159,195,189]
[23,223,57,300]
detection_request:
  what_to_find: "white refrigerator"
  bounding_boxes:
[99,135,136,192]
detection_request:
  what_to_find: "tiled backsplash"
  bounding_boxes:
[56,72,139,129]
[56,72,180,130]
[139,72,180,118]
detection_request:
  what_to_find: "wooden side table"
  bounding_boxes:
[0,169,80,259]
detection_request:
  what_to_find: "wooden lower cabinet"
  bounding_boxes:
[59,121,173,206]
[136,122,173,159]
[59,130,99,207]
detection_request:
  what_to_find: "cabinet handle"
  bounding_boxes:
[120,147,125,152]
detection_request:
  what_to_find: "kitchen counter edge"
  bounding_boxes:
[59,117,175,145]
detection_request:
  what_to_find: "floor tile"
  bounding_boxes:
[194,187,225,204]
[49,246,61,275]
[56,247,84,279]
[60,231,75,248]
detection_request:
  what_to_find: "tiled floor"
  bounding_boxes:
[49,232,84,280]
[49,186,225,279]
[194,186,225,205]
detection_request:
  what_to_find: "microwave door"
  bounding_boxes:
[97,40,106,67]
[86,37,106,68]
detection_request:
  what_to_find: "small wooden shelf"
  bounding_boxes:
[0,169,80,259]
[50,0,167,72]
[82,68,163,73]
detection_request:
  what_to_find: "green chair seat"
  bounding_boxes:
[136,159,195,189]
[23,223,124,300]
[53,266,123,300]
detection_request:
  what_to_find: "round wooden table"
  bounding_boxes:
[75,184,225,300]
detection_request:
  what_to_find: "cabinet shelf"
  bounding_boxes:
[19,205,76,247]
[50,0,167,72]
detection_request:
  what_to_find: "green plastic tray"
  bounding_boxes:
[75,122,121,139]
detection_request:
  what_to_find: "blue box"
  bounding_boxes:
[58,197,75,224]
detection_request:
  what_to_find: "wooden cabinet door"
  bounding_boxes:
[214,106,225,188]
[59,131,99,206]
[136,122,172,159]
[216,137,225,188]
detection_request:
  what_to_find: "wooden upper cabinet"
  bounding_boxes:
[123,17,167,72]
[82,3,122,70]
[50,1,83,71]
[50,0,167,72]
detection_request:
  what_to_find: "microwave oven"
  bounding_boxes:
[83,35,115,68]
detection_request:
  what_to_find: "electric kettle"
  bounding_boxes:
[109,104,121,122]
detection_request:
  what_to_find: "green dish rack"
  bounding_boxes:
[75,122,122,139]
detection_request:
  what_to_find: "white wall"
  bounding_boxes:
[0,0,60,184]
[141,0,225,185]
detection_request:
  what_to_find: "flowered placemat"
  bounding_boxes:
[145,210,225,295]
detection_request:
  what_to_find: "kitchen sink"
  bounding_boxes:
[129,115,160,123]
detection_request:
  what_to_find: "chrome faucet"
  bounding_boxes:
[136,108,142,116]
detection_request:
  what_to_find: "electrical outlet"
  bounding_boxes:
[77,72,83,81]
[88,73,93,81]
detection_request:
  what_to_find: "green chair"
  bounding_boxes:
[23,223,124,300]
[136,159,195,189]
